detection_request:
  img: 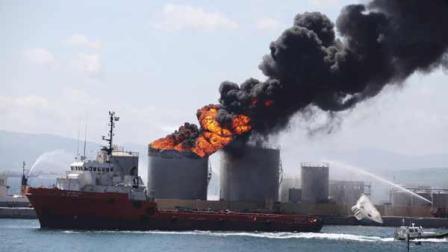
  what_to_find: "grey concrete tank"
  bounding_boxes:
[301,163,329,203]
[391,187,432,207]
[148,149,208,200]
[220,145,280,202]
[433,193,448,208]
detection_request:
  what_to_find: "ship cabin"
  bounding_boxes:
[57,147,144,193]
[69,147,139,177]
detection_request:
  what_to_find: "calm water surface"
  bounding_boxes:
[1,219,447,252]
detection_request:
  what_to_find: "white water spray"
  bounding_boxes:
[28,150,71,176]
[327,160,432,204]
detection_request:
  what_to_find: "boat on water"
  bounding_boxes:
[26,112,323,232]
[351,194,383,224]
[0,162,30,206]
[394,223,448,241]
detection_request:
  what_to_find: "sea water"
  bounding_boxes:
[0,219,446,252]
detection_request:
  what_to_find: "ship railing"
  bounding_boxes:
[300,162,329,168]
[112,150,139,157]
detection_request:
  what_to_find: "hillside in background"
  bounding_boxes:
[0,130,99,176]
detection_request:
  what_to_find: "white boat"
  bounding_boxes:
[351,194,383,224]
[394,222,448,240]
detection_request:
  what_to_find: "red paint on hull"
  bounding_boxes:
[26,187,323,232]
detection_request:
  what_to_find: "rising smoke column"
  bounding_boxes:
[151,0,448,157]
[220,0,448,134]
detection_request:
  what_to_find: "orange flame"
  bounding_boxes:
[150,104,251,158]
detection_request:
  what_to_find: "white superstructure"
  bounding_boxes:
[55,111,147,201]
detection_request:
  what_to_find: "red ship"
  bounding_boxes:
[27,188,322,231]
[26,112,323,232]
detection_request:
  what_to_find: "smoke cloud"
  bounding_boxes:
[219,0,448,139]
[151,0,448,156]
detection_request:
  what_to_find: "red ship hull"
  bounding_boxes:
[26,187,323,232]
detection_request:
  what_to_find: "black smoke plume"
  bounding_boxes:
[219,0,448,139]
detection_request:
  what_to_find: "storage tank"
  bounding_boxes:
[391,186,432,207]
[301,163,329,203]
[432,192,448,208]
[432,192,448,217]
[148,148,208,200]
[220,145,280,202]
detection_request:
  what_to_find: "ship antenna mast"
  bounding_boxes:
[102,111,119,155]
[76,123,80,159]
[82,122,87,160]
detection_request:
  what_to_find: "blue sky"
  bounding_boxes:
[1,0,448,171]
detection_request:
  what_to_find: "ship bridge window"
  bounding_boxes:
[93,167,97,172]
[84,167,87,171]
[106,168,109,172]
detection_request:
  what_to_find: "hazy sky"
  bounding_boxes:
[1,0,448,169]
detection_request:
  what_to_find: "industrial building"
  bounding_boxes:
[432,190,448,217]
[330,180,370,206]
[390,186,432,207]
[385,186,448,217]
[146,144,448,220]
[279,177,301,203]
[301,163,329,203]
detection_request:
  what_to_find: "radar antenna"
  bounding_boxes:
[102,111,120,155]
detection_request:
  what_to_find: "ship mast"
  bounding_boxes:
[102,111,119,155]
[20,161,28,196]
